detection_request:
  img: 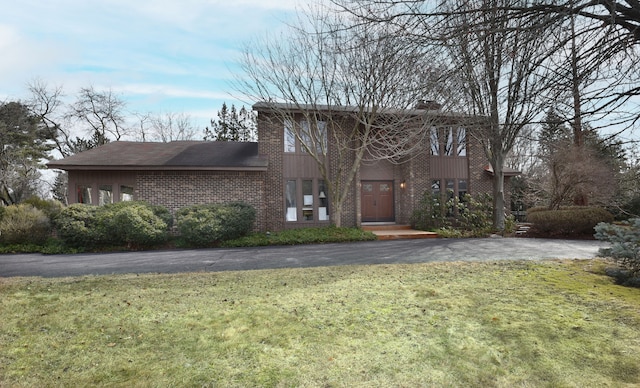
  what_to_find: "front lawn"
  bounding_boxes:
[1,259,639,387]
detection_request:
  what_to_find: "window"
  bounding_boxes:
[430,126,466,157]
[99,185,113,206]
[300,120,327,154]
[77,185,92,204]
[286,180,297,221]
[458,179,468,201]
[120,185,134,202]
[430,127,439,155]
[457,127,467,156]
[284,119,296,153]
[318,180,329,221]
[444,128,454,156]
[285,178,330,222]
[302,180,313,220]
[431,179,441,194]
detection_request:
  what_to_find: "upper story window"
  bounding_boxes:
[284,118,327,154]
[456,127,467,156]
[430,127,439,156]
[430,126,466,157]
[284,119,296,153]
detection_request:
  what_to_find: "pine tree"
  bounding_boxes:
[204,103,257,142]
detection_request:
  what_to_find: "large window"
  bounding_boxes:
[430,127,466,157]
[457,127,467,156]
[120,185,134,201]
[285,178,329,222]
[444,128,454,156]
[432,178,468,216]
[284,119,296,153]
[286,180,297,221]
[77,185,92,204]
[284,118,327,154]
[300,120,327,154]
[99,185,113,206]
[430,127,439,156]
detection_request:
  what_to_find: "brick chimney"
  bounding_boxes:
[415,100,442,110]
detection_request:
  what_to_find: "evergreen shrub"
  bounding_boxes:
[595,218,640,276]
[53,204,100,247]
[96,202,169,247]
[53,202,170,248]
[176,202,255,247]
[527,206,613,237]
[411,192,503,235]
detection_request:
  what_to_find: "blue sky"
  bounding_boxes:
[0,0,303,132]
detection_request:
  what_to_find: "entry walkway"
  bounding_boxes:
[362,224,438,240]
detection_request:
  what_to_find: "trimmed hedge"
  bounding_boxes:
[53,202,170,248]
[53,204,100,247]
[176,202,256,247]
[96,202,170,247]
[527,206,614,237]
[0,204,51,245]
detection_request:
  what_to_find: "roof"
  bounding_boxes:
[253,101,477,120]
[47,141,268,171]
[484,165,521,177]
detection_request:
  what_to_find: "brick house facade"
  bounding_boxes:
[48,103,517,232]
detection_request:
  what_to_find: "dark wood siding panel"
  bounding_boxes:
[429,157,469,179]
[283,154,324,178]
[67,171,137,205]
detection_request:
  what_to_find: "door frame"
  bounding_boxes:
[361,180,395,222]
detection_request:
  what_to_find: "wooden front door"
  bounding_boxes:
[361,181,394,222]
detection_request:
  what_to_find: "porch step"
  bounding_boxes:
[362,224,438,240]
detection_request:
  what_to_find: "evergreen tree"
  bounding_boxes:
[0,101,54,205]
[204,102,257,142]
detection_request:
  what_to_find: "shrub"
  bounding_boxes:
[411,191,500,235]
[53,202,170,248]
[410,191,449,230]
[97,202,169,247]
[595,218,640,276]
[0,204,51,245]
[176,202,256,247]
[53,204,100,247]
[527,206,614,237]
[22,197,64,220]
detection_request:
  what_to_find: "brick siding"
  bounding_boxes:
[136,170,266,231]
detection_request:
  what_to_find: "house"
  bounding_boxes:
[48,102,518,232]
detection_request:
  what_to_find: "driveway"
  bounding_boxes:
[0,237,607,278]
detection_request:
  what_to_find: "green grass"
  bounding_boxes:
[1,259,639,387]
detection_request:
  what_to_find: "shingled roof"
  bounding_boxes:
[47,141,268,171]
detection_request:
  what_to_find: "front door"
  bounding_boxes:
[361,180,394,222]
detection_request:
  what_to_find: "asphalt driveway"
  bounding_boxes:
[0,237,608,278]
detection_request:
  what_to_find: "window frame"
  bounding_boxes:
[284,178,330,223]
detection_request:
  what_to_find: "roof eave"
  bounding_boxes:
[47,165,268,172]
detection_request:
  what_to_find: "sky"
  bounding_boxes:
[0,0,304,133]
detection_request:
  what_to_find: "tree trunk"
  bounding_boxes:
[491,157,506,232]
[493,166,505,232]
[331,201,343,228]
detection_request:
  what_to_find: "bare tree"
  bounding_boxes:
[236,7,444,226]
[434,0,557,230]
[67,86,129,145]
[27,79,73,157]
[136,112,198,142]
